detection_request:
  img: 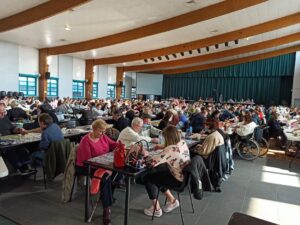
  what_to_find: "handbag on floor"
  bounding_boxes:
[0,156,9,178]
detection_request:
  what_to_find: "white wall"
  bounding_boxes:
[48,55,59,77]
[98,65,109,98]
[107,66,116,84]
[58,55,73,98]
[0,41,19,92]
[18,46,38,75]
[72,58,85,80]
[0,40,118,99]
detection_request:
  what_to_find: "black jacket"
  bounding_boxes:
[185,155,213,199]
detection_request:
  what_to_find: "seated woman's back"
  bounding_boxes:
[236,112,257,137]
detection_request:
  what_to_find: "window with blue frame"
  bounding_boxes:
[121,85,125,98]
[19,74,38,96]
[93,82,98,98]
[107,84,115,98]
[131,87,137,99]
[47,77,58,97]
[72,80,85,98]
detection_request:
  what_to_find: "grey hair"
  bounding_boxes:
[131,117,143,127]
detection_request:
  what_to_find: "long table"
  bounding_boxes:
[83,139,200,225]
[0,126,91,151]
[284,128,300,168]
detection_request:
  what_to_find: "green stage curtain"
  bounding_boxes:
[162,53,295,105]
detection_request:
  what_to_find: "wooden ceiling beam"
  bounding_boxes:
[94,12,300,65]
[154,44,300,75]
[46,0,266,55]
[0,0,91,33]
[122,32,300,72]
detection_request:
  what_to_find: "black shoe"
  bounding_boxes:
[193,189,203,200]
[103,207,111,225]
[19,168,35,176]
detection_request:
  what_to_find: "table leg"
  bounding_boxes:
[289,146,300,168]
[85,164,90,222]
[124,176,131,225]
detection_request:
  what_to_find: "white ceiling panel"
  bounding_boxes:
[0,0,221,48]
[0,0,48,20]
[66,0,300,60]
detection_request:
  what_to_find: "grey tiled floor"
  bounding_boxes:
[0,152,299,225]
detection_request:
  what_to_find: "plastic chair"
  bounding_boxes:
[152,165,194,225]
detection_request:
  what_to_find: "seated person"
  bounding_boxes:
[106,109,130,132]
[76,119,118,225]
[141,113,161,137]
[143,125,190,217]
[0,102,32,175]
[236,111,257,137]
[158,110,173,130]
[268,112,287,149]
[193,118,224,158]
[117,117,158,148]
[220,107,236,122]
[189,107,206,133]
[31,113,64,161]
[7,100,30,122]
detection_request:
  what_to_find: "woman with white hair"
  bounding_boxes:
[117,117,158,147]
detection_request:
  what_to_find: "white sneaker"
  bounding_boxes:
[144,206,163,217]
[162,199,179,213]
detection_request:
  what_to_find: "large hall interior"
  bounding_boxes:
[0,1,300,225]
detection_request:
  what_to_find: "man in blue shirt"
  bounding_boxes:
[38,113,64,150]
[32,113,64,162]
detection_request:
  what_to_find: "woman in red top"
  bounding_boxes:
[76,119,118,225]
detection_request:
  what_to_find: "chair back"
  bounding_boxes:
[45,139,71,180]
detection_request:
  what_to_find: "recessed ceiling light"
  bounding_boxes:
[186,0,196,6]
[92,50,97,57]
[59,39,67,42]
[210,29,219,34]
[122,63,127,66]
[246,37,252,41]
[64,25,71,31]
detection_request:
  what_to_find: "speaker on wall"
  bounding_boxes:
[45,72,51,79]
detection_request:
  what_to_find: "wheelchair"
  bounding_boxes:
[235,126,270,160]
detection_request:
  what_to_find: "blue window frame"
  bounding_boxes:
[93,82,98,98]
[19,74,38,96]
[131,87,136,99]
[47,77,58,97]
[107,84,115,98]
[72,80,85,98]
[121,85,125,98]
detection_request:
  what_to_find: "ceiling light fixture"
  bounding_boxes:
[158,56,162,60]
[172,53,177,58]
[150,58,155,62]
[64,25,71,31]
[165,55,170,60]
[225,42,229,47]
[215,44,219,49]
[197,48,201,54]
[144,59,148,63]
[206,46,210,52]
[234,39,239,44]
[189,50,193,55]
[180,52,184,56]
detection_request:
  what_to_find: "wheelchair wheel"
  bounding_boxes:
[236,139,260,161]
[258,137,269,156]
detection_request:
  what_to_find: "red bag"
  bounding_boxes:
[114,141,125,167]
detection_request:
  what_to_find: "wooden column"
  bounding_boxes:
[85,60,94,100]
[116,67,124,99]
[38,49,48,101]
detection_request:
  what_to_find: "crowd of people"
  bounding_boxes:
[1,95,299,225]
